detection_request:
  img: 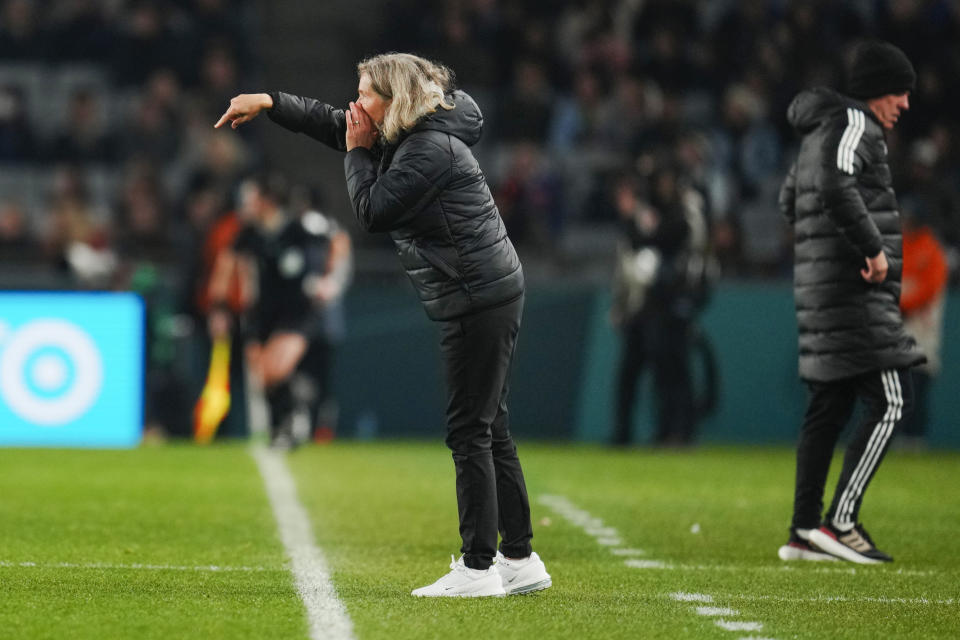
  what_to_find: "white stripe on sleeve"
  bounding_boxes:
[837,108,866,175]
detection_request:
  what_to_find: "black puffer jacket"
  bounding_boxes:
[779,87,923,381]
[267,90,524,321]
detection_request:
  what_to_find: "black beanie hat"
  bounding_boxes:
[847,41,916,100]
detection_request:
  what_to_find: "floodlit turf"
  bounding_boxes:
[0,446,306,640]
[1,442,957,639]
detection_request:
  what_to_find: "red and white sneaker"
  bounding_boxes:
[809,523,893,564]
[778,528,837,561]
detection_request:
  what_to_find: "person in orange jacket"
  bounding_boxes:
[899,211,949,446]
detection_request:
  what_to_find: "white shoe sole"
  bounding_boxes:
[505,577,552,595]
[777,544,838,562]
[412,589,506,598]
[411,577,506,598]
[808,529,883,564]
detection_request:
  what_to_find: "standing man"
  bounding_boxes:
[610,168,695,447]
[777,41,925,564]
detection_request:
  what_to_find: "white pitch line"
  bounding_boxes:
[716,620,763,632]
[696,606,739,617]
[624,561,936,577]
[721,593,958,606]
[251,445,354,640]
[586,527,619,537]
[610,548,646,556]
[0,560,275,572]
[671,592,715,603]
[625,559,668,569]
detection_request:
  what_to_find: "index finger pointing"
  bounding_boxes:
[214,110,231,129]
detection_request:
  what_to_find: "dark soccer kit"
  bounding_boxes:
[233,213,335,342]
[234,211,339,442]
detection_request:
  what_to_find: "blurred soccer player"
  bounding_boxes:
[208,174,350,448]
[778,41,924,563]
[216,53,551,597]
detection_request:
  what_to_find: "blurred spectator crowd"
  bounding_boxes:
[384,0,960,280]
[0,0,267,436]
[1,0,959,284]
[0,0,256,291]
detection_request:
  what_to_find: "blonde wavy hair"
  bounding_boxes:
[357,53,455,144]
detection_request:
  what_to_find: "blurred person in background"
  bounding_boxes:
[49,87,118,165]
[0,200,37,262]
[0,84,36,163]
[113,0,188,86]
[215,52,551,598]
[41,166,116,287]
[495,142,564,252]
[112,162,186,437]
[497,58,553,142]
[207,174,349,449]
[611,164,712,447]
[777,41,925,565]
[287,184,353,442]
[897,209,948,448]
[122,78,182,166]
[0,0,42,60]
[183,175,249,439]
[45,0,117,64]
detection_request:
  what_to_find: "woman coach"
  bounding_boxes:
[215,53,550,597]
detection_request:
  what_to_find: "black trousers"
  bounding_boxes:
[898,369,930,438]
[614,310,695,446]
[439,295,533,570]
[791,368,913,532]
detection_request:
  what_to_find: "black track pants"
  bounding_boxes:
[791,368,913,531]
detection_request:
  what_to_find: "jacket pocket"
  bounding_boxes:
[416,244,470,293]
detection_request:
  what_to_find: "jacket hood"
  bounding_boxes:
[787,87,872,134]
[410,90,483,146]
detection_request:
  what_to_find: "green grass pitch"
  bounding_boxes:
[0,442,957,639]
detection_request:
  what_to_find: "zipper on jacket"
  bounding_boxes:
[416,244,471,294]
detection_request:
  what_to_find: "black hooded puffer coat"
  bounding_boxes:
[779,87,923,381]
[267,90,524,321]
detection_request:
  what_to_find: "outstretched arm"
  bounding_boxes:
[214,93,274,130]
[215,92,349,151]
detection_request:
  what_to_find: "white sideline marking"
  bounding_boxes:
[0,560,275,572]
[716,620,763,632]
[538,496,777,636]
[251,445,355,640]
[696,606,739,617]
[723,593,957,606]
[538,495,623,545]
[586,527,619,537]
[624,561,934,577]
[671,592,714,603]
[625,559,668,569]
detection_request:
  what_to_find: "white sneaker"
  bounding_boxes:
[411,555,506,597]
[494,551,552,595]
